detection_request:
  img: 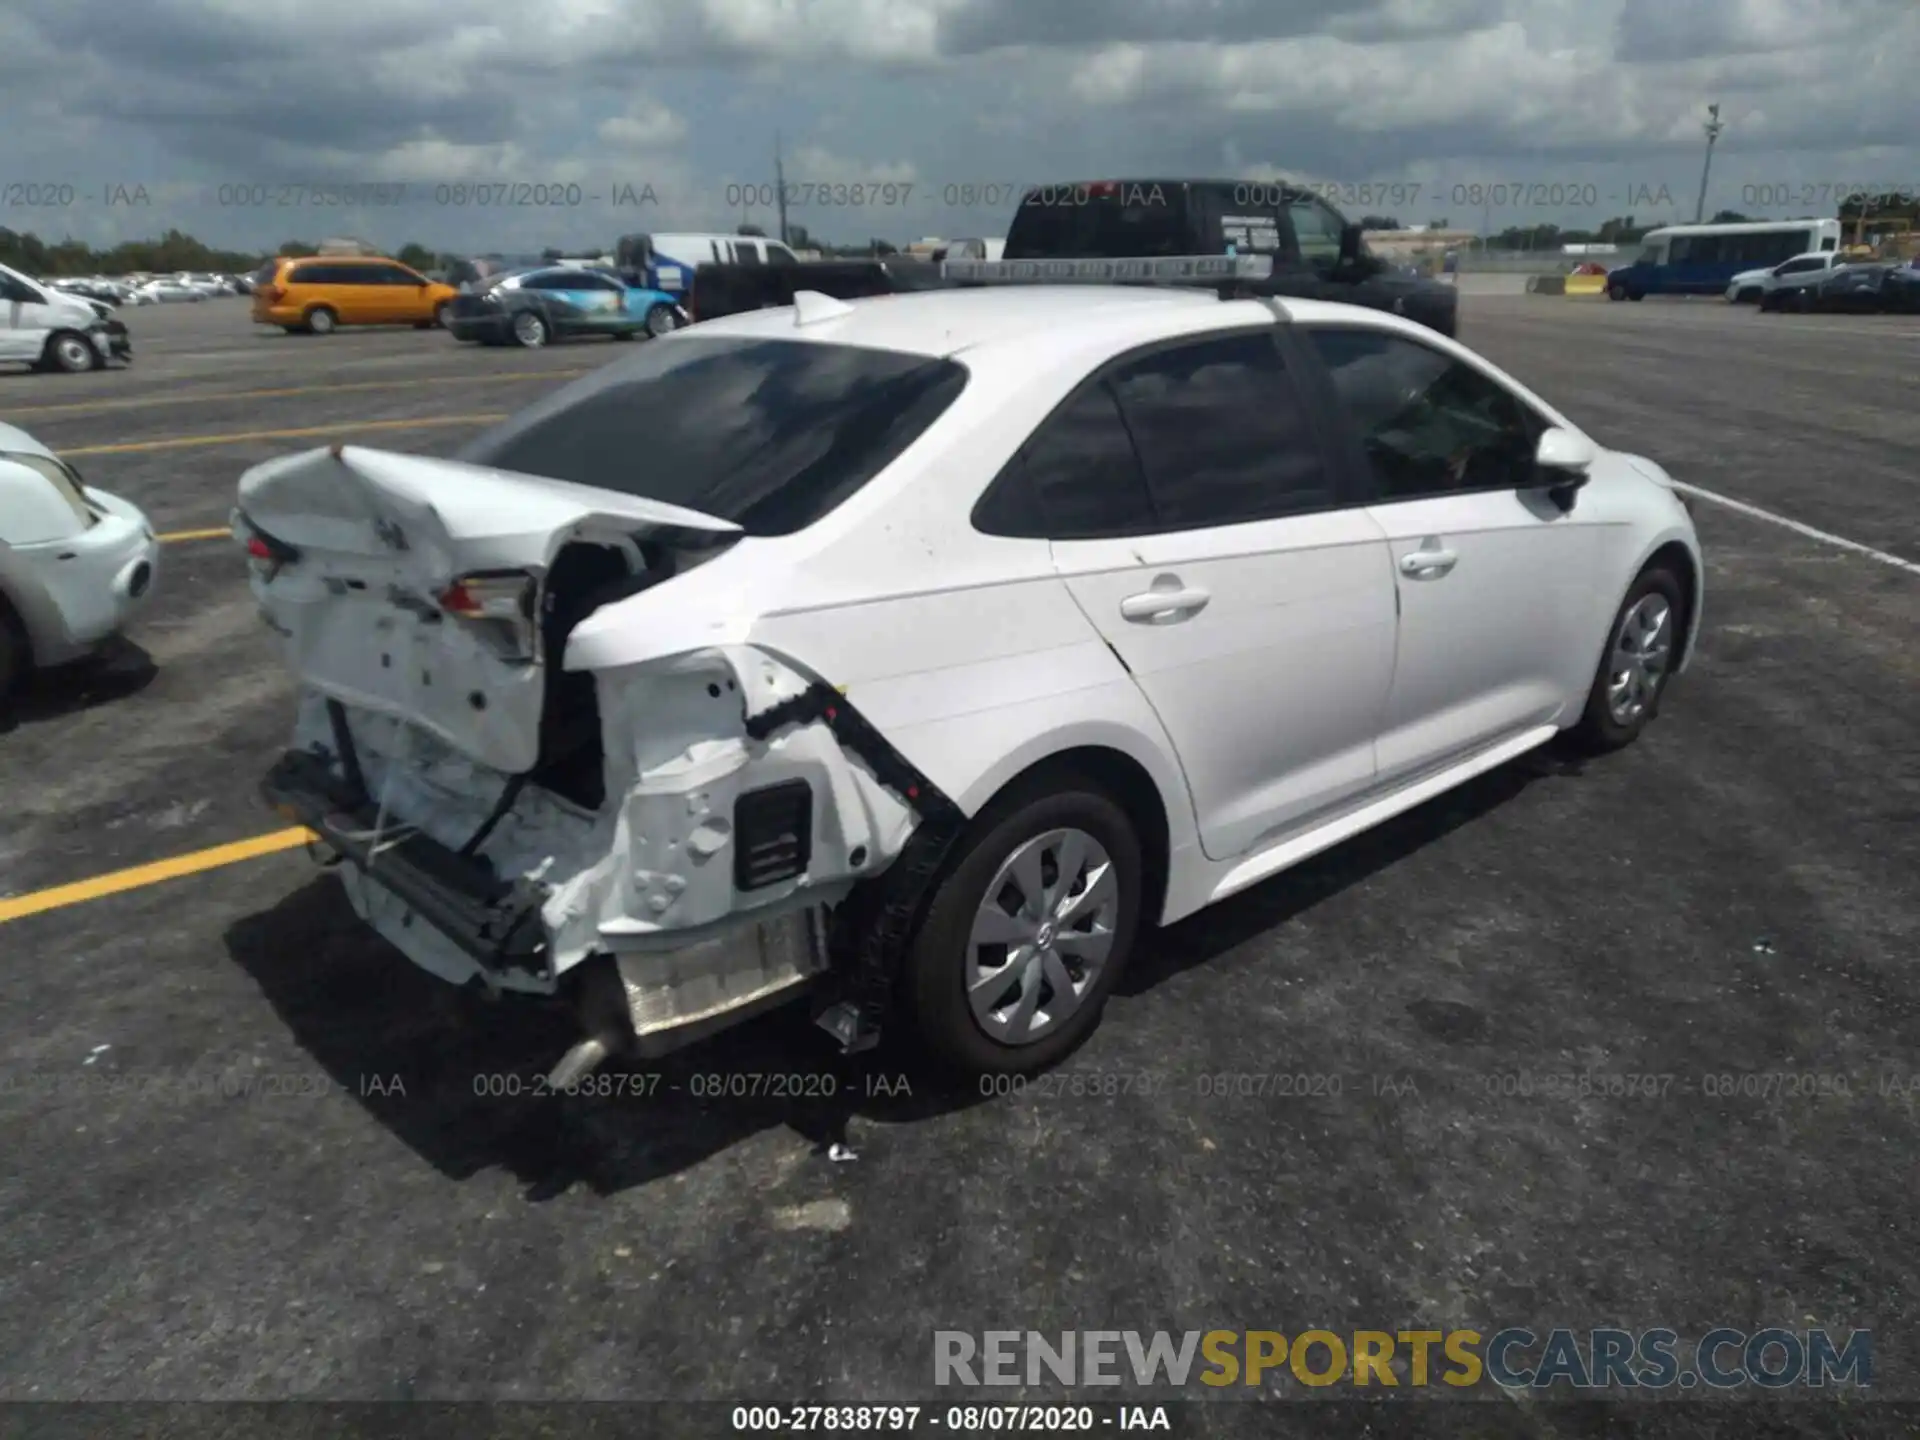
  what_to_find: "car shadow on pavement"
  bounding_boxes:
[222,749,1582,1200]
[223,877,985,1199]
[1121,746,1579,995]
[0,636,157,733]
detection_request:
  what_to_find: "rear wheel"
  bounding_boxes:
[902,780,1144,1076]
[511,311,549,348]
[305,306,337,335]
[44,332,98,373]
[644,303,679,337]
[1566,566,1685,753]
[1607,280,1626,301]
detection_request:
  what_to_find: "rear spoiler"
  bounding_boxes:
[939,254,1274,284]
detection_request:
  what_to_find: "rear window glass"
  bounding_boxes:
[1004,187,1193,259]
[456,337,969,536]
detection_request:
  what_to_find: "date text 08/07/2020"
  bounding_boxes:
[730,1404,1171,1432]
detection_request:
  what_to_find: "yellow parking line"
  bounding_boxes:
[158,527,233,543]
[0,828,315,925]
[62,413,508,456]
[10,370,588,418]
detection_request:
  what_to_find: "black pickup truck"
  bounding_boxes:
[686,179,1458,336]
[687,256,955,321]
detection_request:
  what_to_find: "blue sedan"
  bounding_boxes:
[446,266,687,348]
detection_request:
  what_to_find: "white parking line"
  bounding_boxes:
[1673,482,1920,577]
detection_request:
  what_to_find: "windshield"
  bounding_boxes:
[6,451,96,527]
[457,336,968,536]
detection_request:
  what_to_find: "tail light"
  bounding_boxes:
[437,572,538,660]
[235,512,299,578]
[259,284,283,304]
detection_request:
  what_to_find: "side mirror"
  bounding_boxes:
[1534,426,1596,509]
[1338,222,1363,265]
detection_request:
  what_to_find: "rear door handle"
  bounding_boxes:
[1399,546,1457,578]
[1119,586,1210,622]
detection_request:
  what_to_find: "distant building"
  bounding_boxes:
[1362,228,1479,257]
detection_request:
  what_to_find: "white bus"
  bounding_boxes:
[1605,218,1842,299]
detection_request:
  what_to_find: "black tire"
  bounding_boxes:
[511,311,549,348]
[44,331,99,373]
[1607,281,1626,301]
[305,306,338,335]
[901,777,1145,1076]
[433,301,451,328]
[644,303,679,338]
[0,596,30,697]
[1565,566,1687,754]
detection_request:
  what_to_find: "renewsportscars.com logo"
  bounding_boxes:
[933,1329,1872,1391]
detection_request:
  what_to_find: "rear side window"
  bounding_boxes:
[251,262,279,287]
[1107,332,1335,528]
[974,384,1155,539]
[1004,185,1192,259]
[457,337,968,536]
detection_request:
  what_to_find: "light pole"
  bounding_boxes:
[1693,102,1724,223]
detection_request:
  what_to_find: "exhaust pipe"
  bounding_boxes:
[544,955,636,1091]
[546,1032,620,1090]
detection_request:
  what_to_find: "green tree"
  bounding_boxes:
[396,242,435,270]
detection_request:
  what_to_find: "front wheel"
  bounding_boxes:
[1607,281,1626,301]
[902,781,1144,1076]
[644,303,681,338]
[44,332,99,373]
[1566,567,1686,753]
[511,311,549,348]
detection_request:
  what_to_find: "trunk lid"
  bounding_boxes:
[237,443,740,774]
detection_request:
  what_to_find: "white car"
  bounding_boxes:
[235,258,1703,1083]
[137,280,203,303]
[0,423,161,694]
[1,263,132,372]
[1729,251,1841,304]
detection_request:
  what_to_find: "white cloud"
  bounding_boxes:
[0,0,1914,253]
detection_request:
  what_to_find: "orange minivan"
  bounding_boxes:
[251,255,458,334]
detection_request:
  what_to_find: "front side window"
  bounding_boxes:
[1307,328,1542,501]
[458,337,968,536]
[1107,331,1334,528]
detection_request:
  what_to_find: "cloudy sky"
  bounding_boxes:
[4,0,1917,255]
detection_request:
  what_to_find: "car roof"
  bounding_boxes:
[682,284,1421,360]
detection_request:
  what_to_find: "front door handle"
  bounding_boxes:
[1399,546,1458,579]
[1119,585,1211,622]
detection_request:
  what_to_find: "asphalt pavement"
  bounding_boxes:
[0,295,1915,1438]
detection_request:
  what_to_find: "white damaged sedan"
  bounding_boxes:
[236,257,1702,1082]
[0,424,161,693]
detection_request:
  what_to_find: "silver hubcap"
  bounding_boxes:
[311,312,332,332]
[58,339,90,368]
[515,314,546,345]
[1606,593,1672,725]
[966,827,1117,1046]
[648,307,675,336]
